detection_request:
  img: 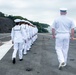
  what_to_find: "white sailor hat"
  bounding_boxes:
[25,21,33,25]
[24,20,30,23]
[25,20,29,23]
[20,20,25,22]
[60,8,67,12]
[14,19,21,22]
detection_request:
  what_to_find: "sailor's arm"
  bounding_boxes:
[71,28,74,40]
[52,28,55,38]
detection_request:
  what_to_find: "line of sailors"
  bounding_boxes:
[11,19,38,64]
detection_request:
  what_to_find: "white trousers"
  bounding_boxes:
[23,42,27,54]
[55,33,70,64]
[26,39,30,50]
[12,42,24,59]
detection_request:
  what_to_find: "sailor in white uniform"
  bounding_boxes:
[20,20,27,55]
[28,22,33,49]
[25,21,31,51]
[52,8,75,70]
[11,19,25,64]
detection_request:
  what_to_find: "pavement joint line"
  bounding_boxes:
[0,40,13,60]
[0,35,10,39]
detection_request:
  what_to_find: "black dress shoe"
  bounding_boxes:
[12,58,16,64]
[59,62,65,70]
[19,59,23,61]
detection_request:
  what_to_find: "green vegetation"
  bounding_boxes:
[0,12,49,33]
[0,12,5,17]
[29,21,49,33]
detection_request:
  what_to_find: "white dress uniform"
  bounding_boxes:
[52,15,75,65]
[33,27,37,42]
[31,26,34,44]
[21,24,27,54]
[25,24,30,51]
[29,25,33,47]
[35,26,38,40]
[36,27,38,39]
[11,25,24,60]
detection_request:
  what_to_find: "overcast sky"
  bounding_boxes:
[0,0,76,25]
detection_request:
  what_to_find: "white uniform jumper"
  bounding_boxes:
[11,25,24,60]
[52,15,75,64]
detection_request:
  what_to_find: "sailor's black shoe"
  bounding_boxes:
[12,58,16,64]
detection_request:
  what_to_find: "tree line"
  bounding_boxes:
[0,12,49,33]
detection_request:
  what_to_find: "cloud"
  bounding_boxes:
[0,0,76,25]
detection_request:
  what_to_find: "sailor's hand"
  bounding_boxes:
[52,35,55,39]
[71,37,74,40]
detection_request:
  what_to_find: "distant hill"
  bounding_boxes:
[0,12,49,33]
[0,17,14,33]
[45,26,52,33]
